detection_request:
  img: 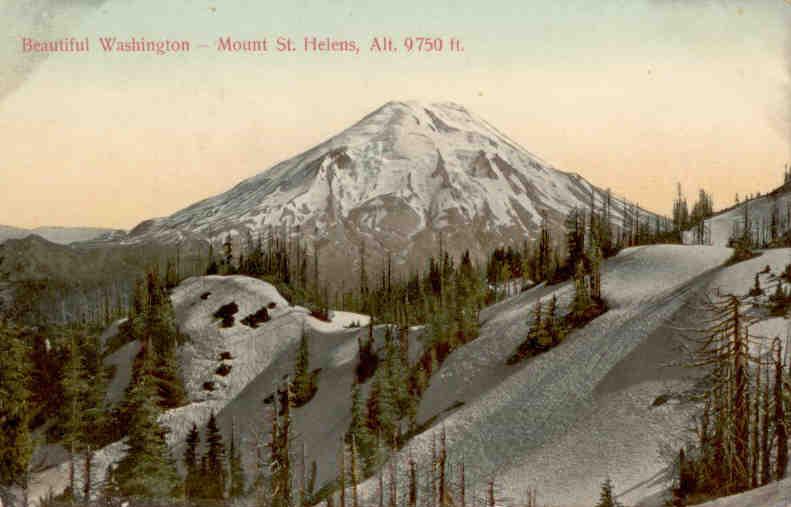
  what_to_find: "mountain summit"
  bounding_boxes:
[130,101,646,273]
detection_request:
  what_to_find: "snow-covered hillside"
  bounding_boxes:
[33,245,791,507]
[692,476,791,507]
[683,184,791,247]
[350,245,733,507]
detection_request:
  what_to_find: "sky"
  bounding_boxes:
[0,0,789,229]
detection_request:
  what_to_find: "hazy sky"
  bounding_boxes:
[0,0,789,229]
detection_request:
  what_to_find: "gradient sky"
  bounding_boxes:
[0,0,789,229]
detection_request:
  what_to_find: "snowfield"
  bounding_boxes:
[693,476,791,507]
[30,245,791,507]
[352,245,732,507]
[683,185,791,247]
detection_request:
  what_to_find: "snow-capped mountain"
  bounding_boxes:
[129,101,654,271]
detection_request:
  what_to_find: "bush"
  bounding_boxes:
[726,237,757,265]
[215,364,232,376]
[219,351,233,360]
[310,305,330,322]
[213,302,238,328]
[355,336,379,384]
[293,368,321,408]
[200,292,211,300]
[202,381,216,391]
[240,306,270,328]
[748,273,764,297]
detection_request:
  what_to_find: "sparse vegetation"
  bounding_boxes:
[240,306,270,328]
[292,327,318,406]
[212,302,238,328]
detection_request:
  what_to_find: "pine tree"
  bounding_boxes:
[62,334,88,500]
[690,294,755,493]
[222,234,234,274]
[112,344,182,499]
[774,338,788,481]
[589,237,603,301]
[572,261,591,320]
[565,207,585,269]
[750,273,763,297]
[203,411,227,500]
[384,326,409,422]
[546,294,566,346]
[100,463,120,504]
[293,327,315,405]
[761,364,771,486]
[121,268,186,410]
[538,211,551,281]
[0,324,33,504]
[408,453,417,507]
[80,332,110,502]
[365,369,398,470]
[534,301,553,350]
[229,420,246,498]
[348,381,374,467]
[270,382,293,507]
[183,423,200,499]
[337,441,346,507]
[594,478,623,507]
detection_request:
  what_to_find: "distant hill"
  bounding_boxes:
[683,181,791,246]
[0,225,123,245]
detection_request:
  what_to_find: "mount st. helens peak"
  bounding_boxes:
[128,101,657,272]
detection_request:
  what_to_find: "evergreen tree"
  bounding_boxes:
[384,326,410,421]
[0,324,33,504]
[206,240,219,275]
[293,327,315,405]
[545,295,566,346]
[203,411,227,500]
[270,382,293,507]
[594,478,623,507]
[572,261,592,319]
[538,211,551,281]
[80,330,111,496]
[534,301,553,350]
[750,273,764,297]
[183,423,200,499]
[222,234,235,275]
[366,369,398,469]
[120,268,186,410]
[62,335,88,500]
[348,381,374,467]
[229,420,245,499]
[588,237,603,301]
[774,339,788,481]
[565,207,585,269]
[112,344,182,499]
[101,464,120,503]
